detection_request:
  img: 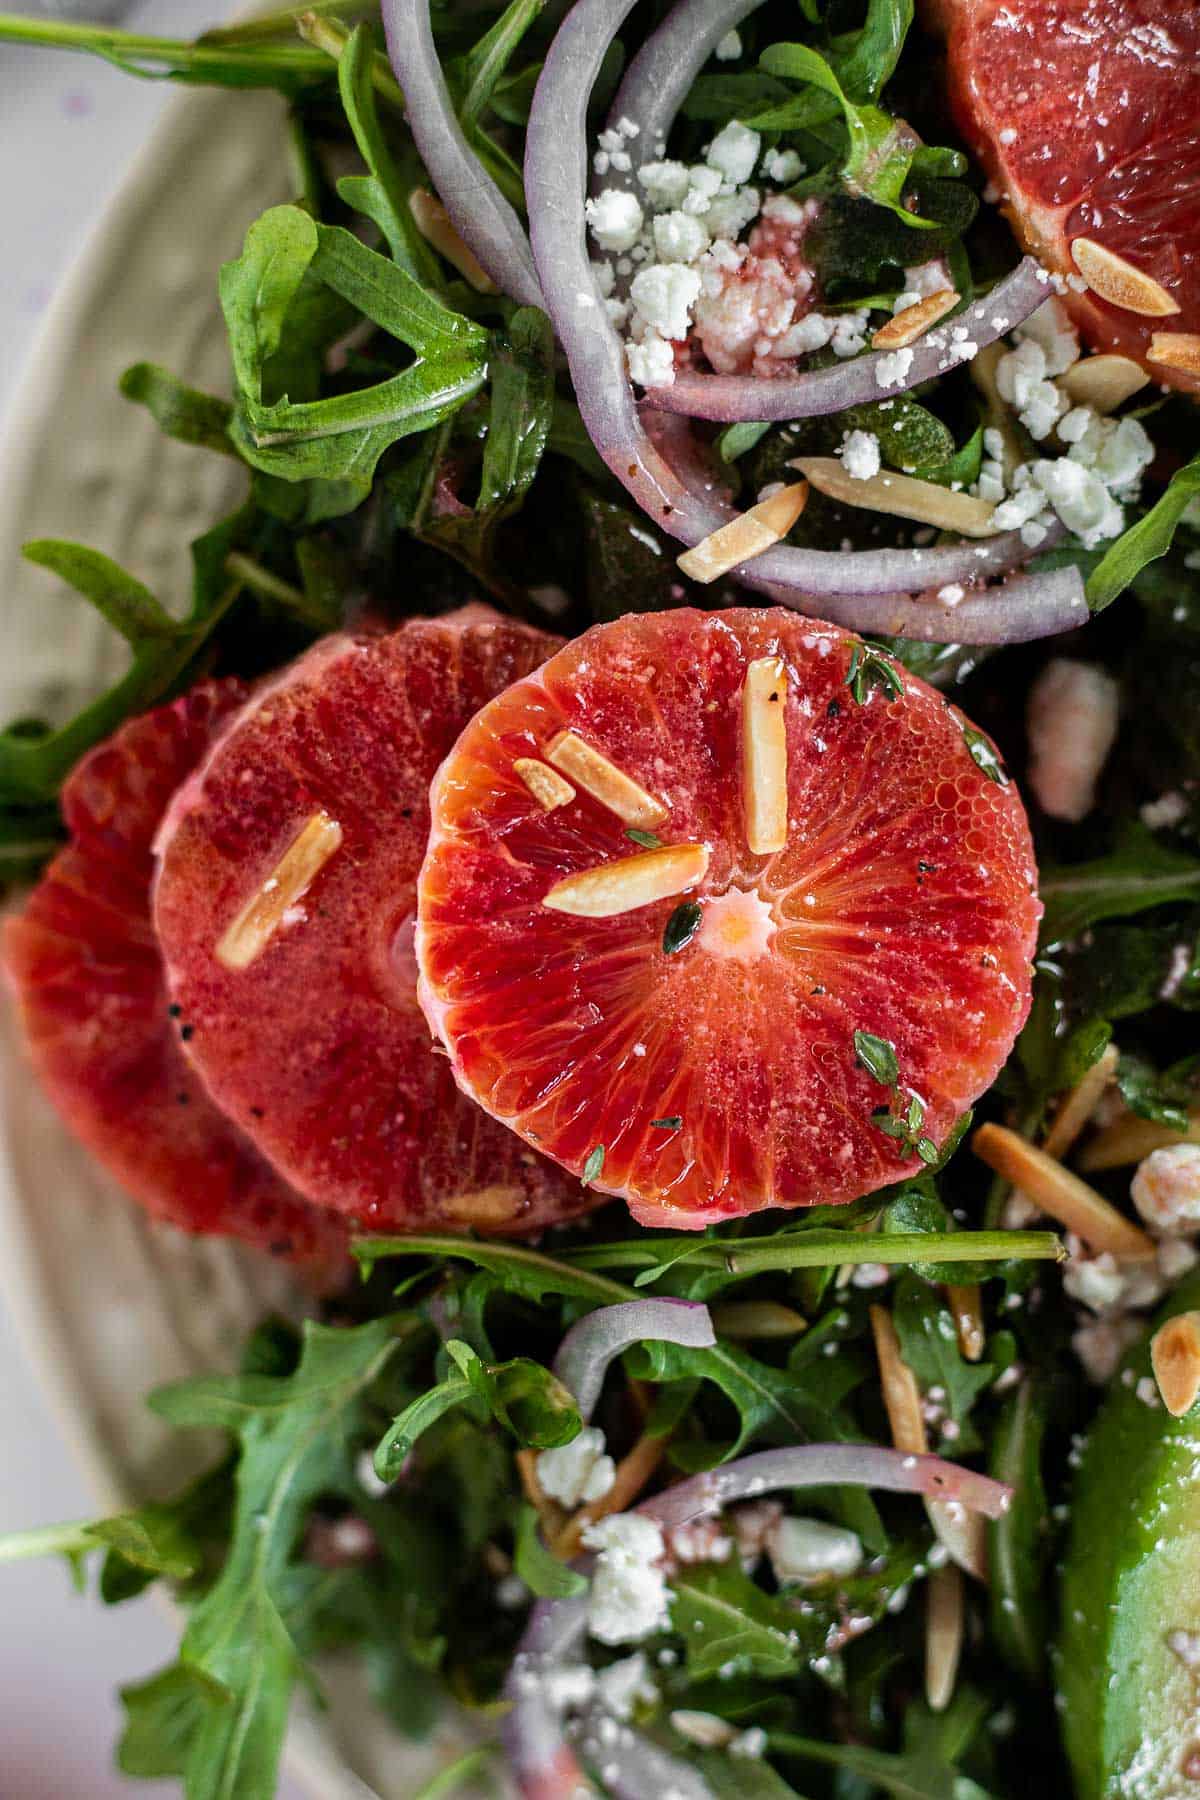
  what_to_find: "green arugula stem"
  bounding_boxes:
[565,1229,1064,1277]
[294,10,406,111]
[352,1234,632,1302]
[0,16,326,71]
[223,552,335,631]
[0,1519,100,1564]
[201,2,379,46]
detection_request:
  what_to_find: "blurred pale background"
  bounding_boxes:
[0,5,305,1793]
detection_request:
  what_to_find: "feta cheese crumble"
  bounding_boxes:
[875,348,915,389]
[582,1513,671,1644]
[840,429,882,481]
[535,1426,617,1508]
[706,120,761,186]
[586,188,644,253]
[715,28,742,59]
[1132,1145,1200,1236]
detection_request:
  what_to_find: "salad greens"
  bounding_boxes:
[0,3,1198,1800]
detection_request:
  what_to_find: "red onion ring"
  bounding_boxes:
[788,554,1088,644]
[554,1299,716,1421]
[523,0,1087,634]
[644,260,1054,420]
[635,1443,1013,1530]
[380,0,545,306]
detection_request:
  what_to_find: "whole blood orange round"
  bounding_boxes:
[3,682,348,1275]
[417,608,1041,1228]
[935,0,1200,390]
[152,609,593,1236]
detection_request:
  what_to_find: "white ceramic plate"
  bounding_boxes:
[0,76,490,1800]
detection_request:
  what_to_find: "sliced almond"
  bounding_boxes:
[514,756,575,812]
[871,1304,926,1455]
[1147,332,1200,376]
[871,1305,987,1581]
[1151,1312,1200,1418]
[438,1184,526,1226]
[669,1713,737,1750]
[543,843,709,918]
[742,655,789,856]
[409,188,497,293]
[1044,1042,1121,1161]
[871,288,958,350]
[945,1284,985,1363]
[1059,354,1150,413]
[973,1122,1155,1260]
[925,1563,965,1713]
[216,810,342,972]
[546,731,668,830]
[677,481,809,584]
[1080,1109,1200,1173]
[790,456,998,539]
[970,342,1023,481]
[710,1300,808,1339]
[1070,239,1180,318]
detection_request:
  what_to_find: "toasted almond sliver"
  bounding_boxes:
[1070,238,1180,318]
[870,1306,986,1580]
[546,730,668,829]
[1058,354,1151,413]
[945,1284,985,1363]
[1151,1312,1200,1418]
[677,481,809,584]
[543,843,709,918]
[216,810,342,972]
[409,187,498,293]
[710,1300,808,1339]
[972,1122,1155,1260]
[1147,332,1200,375]
[742,655,789,856]
[514,756,576,812]
[871,287,959,350]
[790,456,998,539]
[1080,1109,1200,1173]
[925,1563,965,1713]
[1044,1042,1121,1160]
[439,1184,526,1226]
[669,1713,737,1750]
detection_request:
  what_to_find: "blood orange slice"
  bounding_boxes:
[152,610,593,1236]
[3,682,348,1274]
[935,0,1200,389]
[417,608,1041,1228]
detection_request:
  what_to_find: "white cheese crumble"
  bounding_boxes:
[626,330,676,388]
[1142,791,1189,830]
[875,348,915,389]
[840,429,882,480]
[1025,659,1119,822]
[766,1516,864,1585]
[731,1726,770,1759]
[535,1426,617,1508]
[582,1513,671,1644]
[761,146,803,183]
[706,120,761,186]
[715,28,742,59]
[594,1652,658,1719]
[586,188,644,252]
[630,263,702,339]
[1132,1145,1200,1235]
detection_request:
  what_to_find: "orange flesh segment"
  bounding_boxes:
[417,608,1041,1227]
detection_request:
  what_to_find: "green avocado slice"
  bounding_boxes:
[1057,1269,1200,1799]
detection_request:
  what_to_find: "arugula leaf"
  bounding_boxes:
[718,421,772,464]
[1087,451,1200,612]
[21,540,179,644]
[335,23,440,283]
[0,16,338,93]
[1041,822,1200,941]
[117,1664,228,1781]
[353,1234,630,1307]
[758,42,933,227]
[514,1503,587,1599]
[670,1561,803,1679]
[987,1380,1050,1681]
[0,1505,201,1586]
[224,216,488,500]
[831,0,914,101]
[144,1315,410,1800]
[891,1276,995,1451]
[1115,1050,1198,1134]
[854,1028,901,1085]
[375,1340,579,1481]
[118,364,236,456]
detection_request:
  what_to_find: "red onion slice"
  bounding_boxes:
[381,0,545,307]
[503,1588,593,1799]
[554,1299,716,1422]
[636,1443,1013,1531]
[645,259,1053,420]
[524,0,1085,633]
[787,557,1088,644]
